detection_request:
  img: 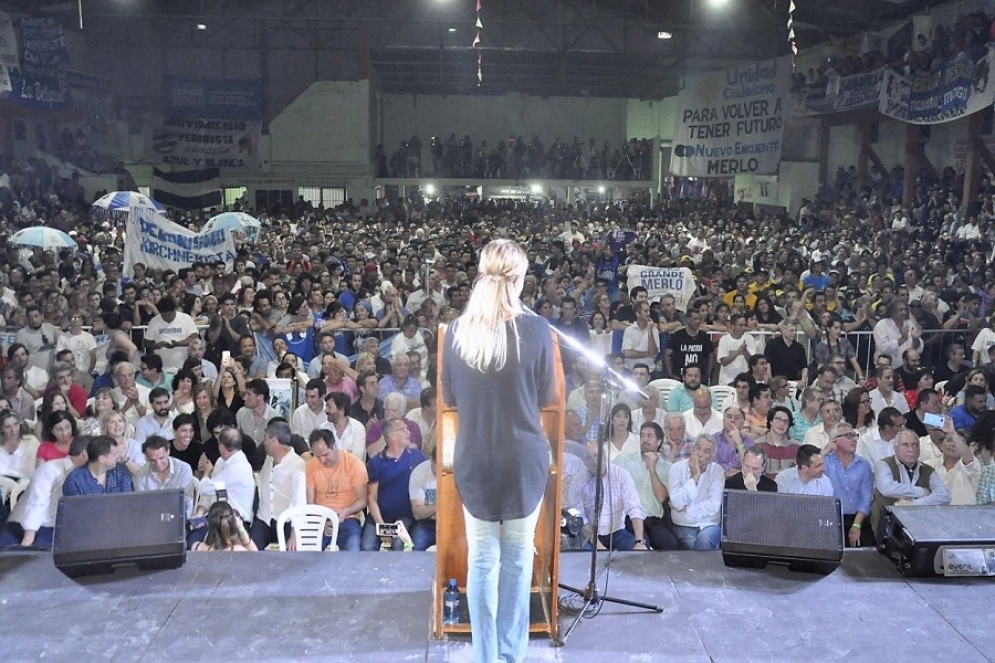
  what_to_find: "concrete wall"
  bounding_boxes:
[626,97,677,141]
[378,92,628,154]
[269,80,371,168]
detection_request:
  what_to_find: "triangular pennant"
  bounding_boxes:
[789,0,796,12]
[791,43,798,55]
[472,32,480,47]
[477,0,481,11]
[786,17,793,29]
[788,28,795,39]
[476,17,483,29]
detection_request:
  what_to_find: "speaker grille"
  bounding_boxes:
[721,490,844,562]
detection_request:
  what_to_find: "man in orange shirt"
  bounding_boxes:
[305,429,368,550]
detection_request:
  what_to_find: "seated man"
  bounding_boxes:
[196,427,256,526]
[135,387,175,447]
[924,417,980,505]
[682,388,723,438]
[63,435,134,496]
[111,361,151,429]
[823,423,875,547]
[251,421,307,550]
[136,353,173,391]
[725,446,777,492]
[0,436,88,548]
[871,429,952,535]
[775,444,834,496]
[362,418,428,551]
[348,371,385,427]
[856,407,904,466]
[366,392,423,451]
[630,386,666,429]
[614,421,679,550]
[583,445,649,551]
[668,434,724,550]
[134,435,195,517]
[306,428,368,551]
[291,378,327,440]
[320,392,367,461]
[377,352,422,412]
[666,365,703,413]
[406,386,437,444]
[407,446,438,551]
[948,385,987,432]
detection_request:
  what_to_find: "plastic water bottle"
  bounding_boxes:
[443,578,460,625]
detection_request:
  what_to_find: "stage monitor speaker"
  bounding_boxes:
[54,489,187,577]
[878,505,995,578]
[720,490,844,574]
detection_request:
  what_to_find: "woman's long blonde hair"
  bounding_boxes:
[451,239,527,372]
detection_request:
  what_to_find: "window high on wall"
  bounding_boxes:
[298,186,346,210]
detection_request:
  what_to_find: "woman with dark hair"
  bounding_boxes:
[170,369,199,414]
[605,402,638,462]
[190,501,258,551]
[277,294,316,363]
[968,411,995,468]
[588,310,613,358]
[33,390,70,441]
[753,295,782,330]
[36,410,78,466]
[751,405,799,476]
[903,368,934,412]
[842,387,875,435]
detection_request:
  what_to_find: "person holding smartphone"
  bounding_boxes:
[441,240,556,663]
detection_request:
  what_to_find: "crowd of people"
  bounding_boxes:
[375,135,654,181]
[1,142,994,556]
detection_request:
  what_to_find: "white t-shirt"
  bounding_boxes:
[971,327,995,364]
[56,330,97,371]
[145,312,199,372]
[717,333,756,387]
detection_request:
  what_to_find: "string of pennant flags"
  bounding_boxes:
[473,0,482,85]
[788,0,797,68]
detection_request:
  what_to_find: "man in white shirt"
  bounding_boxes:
[717,314,756,387]
[682,389,723,438]
[134,388,175,447]
[406,386,437,443]
[134,436,195,517]
[111,361,151,429]
[236,379,281,448]
[319,392,367,461]
[196,428,256,525]
[291,379,328,440]
[775,444,834,496]
[250,421,307,549]
[667,434,724,549]
[621,301,659,372]
[872,300,923,368]
[144,296,200,373]
[856,408,904,466]
[871,430,952,533]
[0,436,88,548]
[925,420,980,505]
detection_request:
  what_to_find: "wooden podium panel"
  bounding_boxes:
[432,325,565,639]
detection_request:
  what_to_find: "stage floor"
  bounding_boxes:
[1,549,993,663]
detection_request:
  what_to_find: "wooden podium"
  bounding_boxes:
[431,325,566,640]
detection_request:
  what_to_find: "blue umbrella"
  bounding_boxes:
[92,191,166,213]
[10,226,78,250]
[205,212,261,242]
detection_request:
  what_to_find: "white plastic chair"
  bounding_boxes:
[786,380,800,398]
[277,505,339,552]
[8,481,27,509]
[648,378,680,410]
[709,385,737,411]
[934,380,949,396]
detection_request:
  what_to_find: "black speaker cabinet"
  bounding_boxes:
[879,505,995,578]
[720,490,844,574]
[54,489,187,577]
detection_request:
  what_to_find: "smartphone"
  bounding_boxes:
[376,522,399,538]
[923,413,947,428]
[221,350,231,366]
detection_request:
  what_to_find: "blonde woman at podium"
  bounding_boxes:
[441,239,556,663]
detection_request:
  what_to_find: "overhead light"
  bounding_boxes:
[657,31,673,40]
[598,185,606,194]
[448,27,457,33]
[424,184,437,196]
[196,23,207,31]
[530,183,543,195]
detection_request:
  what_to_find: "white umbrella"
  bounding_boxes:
[205,211,261,243]
[92,191,166,213]
[10,226,78,250]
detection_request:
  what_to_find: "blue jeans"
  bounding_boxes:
[671,524,721,550]
[0,523,54,548]
[463,502,542,663]
[322,516,362,551]
[360,517,414,551]
[591,528,636,551]
[411,519,436,551]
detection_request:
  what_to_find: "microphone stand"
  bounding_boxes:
[542,315,663,647]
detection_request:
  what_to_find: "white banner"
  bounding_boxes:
[124,207,236,276]
[150,118,262,169]
[670,56,791,177]
[0,65,10,94]
[0,12,18,68]
[626,265,697,312]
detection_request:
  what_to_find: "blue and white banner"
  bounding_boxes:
[163,76,263,121]
[124,207,236,276]
[670,56,791,177]
[880,44,995,125]
[626,265,697,312]
[793,68,884,116]
[7,16,69,110]
[152,167,222,209]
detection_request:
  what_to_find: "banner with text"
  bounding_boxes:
[0,13,18,68]
[879,44,995,124]
[163,76,263,121]
[150,118,261,169]
[7,16,69,110]
[626,265,697,312]
[670,56,791,177]
[792,68,884,116]
[124,207,236,276]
